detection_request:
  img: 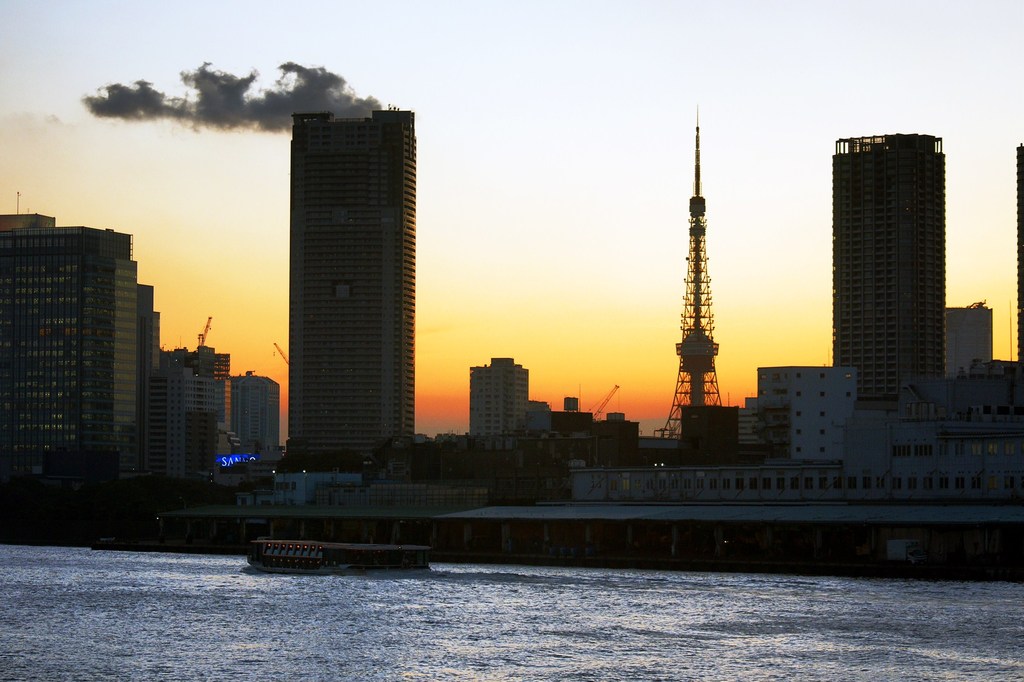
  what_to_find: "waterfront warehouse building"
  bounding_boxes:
[288,110,416,455]
[470,358,530,436]
[833,135,945,400]
[0,214,145,482]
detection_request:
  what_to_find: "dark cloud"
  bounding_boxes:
[82,63,382,132]
[83,80,188,121]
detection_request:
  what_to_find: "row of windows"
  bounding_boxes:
[896,475,1024,491]
[968,442,1021,456]
[763,371,854,381]
[891,442,1024,457]
[609,473,1024,493]
[761,389,853,398]
[892,444,934,457]
[613,476,841,492]
[6,263,79,272]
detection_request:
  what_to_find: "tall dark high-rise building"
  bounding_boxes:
[289,110,416,455]
[1017,144,1023,363]
[0,214,141,482]
[135,284,159,474]
[833,134,945,400]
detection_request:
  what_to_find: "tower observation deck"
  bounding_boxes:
[657,118,721,438]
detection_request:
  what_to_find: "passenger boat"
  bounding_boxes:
[247,539,430,574]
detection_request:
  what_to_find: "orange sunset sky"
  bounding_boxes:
[2,1,1022,441]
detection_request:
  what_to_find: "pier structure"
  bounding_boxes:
[142,502,1024,580]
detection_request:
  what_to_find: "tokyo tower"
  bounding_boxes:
[658,117,721,438]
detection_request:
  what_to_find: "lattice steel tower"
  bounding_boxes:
[658,118,721,438]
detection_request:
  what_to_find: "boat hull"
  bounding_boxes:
[246,560,429,576]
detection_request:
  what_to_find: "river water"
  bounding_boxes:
[1,544,1021,681]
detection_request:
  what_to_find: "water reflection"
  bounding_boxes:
[1,546,1022,681]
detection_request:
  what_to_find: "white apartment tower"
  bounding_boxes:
[470,358,529,436]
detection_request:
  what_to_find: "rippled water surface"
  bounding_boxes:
[1,544,1022,680]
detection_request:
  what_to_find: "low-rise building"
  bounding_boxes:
[577,363,1024,503]
[757,366,856,460]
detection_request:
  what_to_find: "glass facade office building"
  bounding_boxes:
[0,215,138,481]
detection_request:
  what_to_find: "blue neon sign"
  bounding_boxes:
[217,453,260,467]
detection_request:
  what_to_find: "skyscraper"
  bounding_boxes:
[135,284,159,474]
[231,371,281,454]
[0,214,141,482]
[148,348,218,479]
[833,134,945,400]
[1017,144,1023,363]
[469,358,529,436]
[147,345,230,478]
[289,110,416,455]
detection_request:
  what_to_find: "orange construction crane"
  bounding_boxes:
[589,385,620,421]
[197,316,213,347]
[274,342,289,366]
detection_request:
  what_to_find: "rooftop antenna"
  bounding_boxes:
[694,106,701,197]
[16,192,20,214]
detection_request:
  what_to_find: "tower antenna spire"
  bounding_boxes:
[657,111,721,438]
[694,107,701,198]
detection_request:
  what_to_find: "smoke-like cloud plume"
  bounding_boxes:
[83,62,383,132]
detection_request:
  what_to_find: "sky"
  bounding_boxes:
[1,1,1022,440]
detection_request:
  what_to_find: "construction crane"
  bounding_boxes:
[197,316,213,348]
[274,342,289,366]
[589,385,620,421]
